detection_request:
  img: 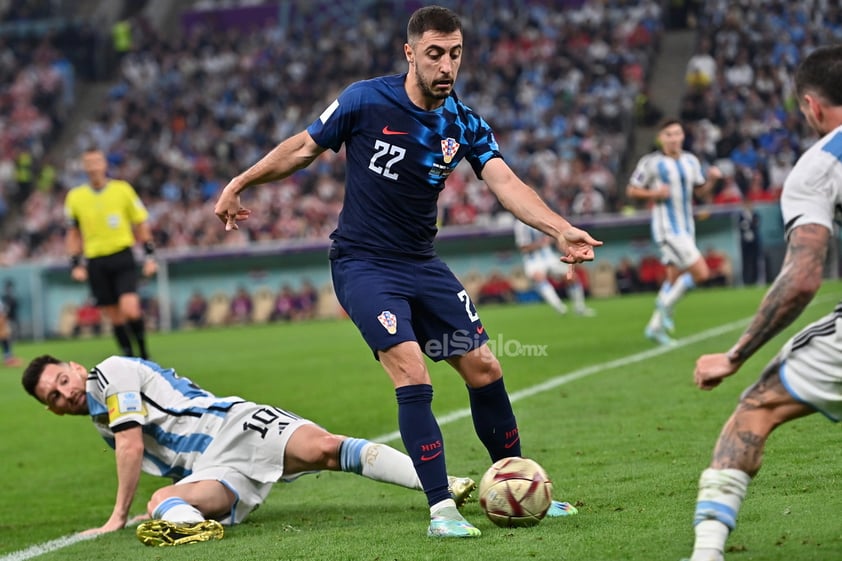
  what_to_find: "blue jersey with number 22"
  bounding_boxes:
[307,73,501,258]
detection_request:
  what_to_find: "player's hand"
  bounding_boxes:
[694,353,739,390]
[214,183,252,231]
[71,265,88,283]
[556,227,603,264]
[707,166,723,181]
[142,258,157,277]
[80,514,128,535]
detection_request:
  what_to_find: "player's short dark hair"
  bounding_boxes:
[795,45,842,106]
[407,5,462,44]
[21,355,62,400]
[656,117,683,131]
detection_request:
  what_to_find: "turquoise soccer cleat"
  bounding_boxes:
[546,500,579,517]
[427,506,481,538]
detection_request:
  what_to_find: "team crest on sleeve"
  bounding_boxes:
[441,138,460,164]
[377,311,398,335]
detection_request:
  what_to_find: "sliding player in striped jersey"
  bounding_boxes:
[21,355,476,546]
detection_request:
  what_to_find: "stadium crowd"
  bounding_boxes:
[680,0,842,203]
[3,0,662,263]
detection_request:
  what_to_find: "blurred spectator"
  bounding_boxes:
[685,36,716,91]
[614,257,641,295]
[271,284,297,322]
[477,271,515,305]
[712,174,743,205]
[184,288,208,327]
[638,255,665,292]
[296,279,318,320]
[229,285,253,324]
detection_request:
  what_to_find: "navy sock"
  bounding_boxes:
[396,384,450,507]
[1,338,10,357]
[467,377,521,461]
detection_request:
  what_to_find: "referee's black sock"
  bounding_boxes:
[113,324,133,356]
[128,318,148,360]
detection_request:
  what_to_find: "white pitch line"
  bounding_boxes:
[370,317,750,444]
[0,533,99,561]
[0,314,762,561]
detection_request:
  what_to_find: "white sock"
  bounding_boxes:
[646,308,663,331]
[568,282,587,312]
[662,272,695,309]
[690,468,751,559]
[153,497,205,524]
[340,438,422,489]
[430,498,457,517]
[537,280,567,314]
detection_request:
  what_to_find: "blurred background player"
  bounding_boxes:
[0,297,21,366]
[65,148,157,359]
[514,220,595,316]
[21,354,476,546]
[625,118,721,345]
[687,44,842,561]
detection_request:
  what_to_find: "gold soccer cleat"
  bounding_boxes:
[136,519,224,547]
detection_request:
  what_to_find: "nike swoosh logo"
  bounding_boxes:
[476,325,485,334]
[382,126,409,135]
[504,437,520,449]
[420,450,443,461]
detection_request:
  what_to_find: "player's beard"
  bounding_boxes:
[413,65,452,102]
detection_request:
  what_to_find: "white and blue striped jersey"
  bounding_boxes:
[85,356,247,481]
[629,150,706,243]
[780,123,842,240]
[775,124,842,421]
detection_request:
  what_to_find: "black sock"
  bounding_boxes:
[128,318,148,359]
[468,377,521,461]
[112,324,133,356]
[396,384,450,507]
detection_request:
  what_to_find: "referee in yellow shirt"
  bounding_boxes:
[65,149,156,359]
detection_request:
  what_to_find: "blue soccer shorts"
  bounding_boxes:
[330,254,489,361]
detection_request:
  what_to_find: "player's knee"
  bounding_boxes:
[147,487,176,515]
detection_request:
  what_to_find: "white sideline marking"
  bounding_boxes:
[0,534,98,561]
[3,312,789,561]
[370,318,750,444]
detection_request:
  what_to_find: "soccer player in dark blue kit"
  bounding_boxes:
[215,6,602,538]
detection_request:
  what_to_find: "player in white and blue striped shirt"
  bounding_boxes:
[21,354,476,546]
[626,118,721,345]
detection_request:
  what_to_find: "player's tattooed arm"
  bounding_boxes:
[727,223,829,364]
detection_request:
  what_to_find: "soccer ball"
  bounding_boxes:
[478,456,553,527]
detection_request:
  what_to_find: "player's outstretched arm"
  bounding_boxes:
[482,158,602,262]
[82,425,145,535]
[214,130,327,230]
[695,223,828,390]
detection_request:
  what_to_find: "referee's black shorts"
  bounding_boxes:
[87,248,139,307]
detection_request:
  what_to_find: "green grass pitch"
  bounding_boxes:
[2,282,842,561]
